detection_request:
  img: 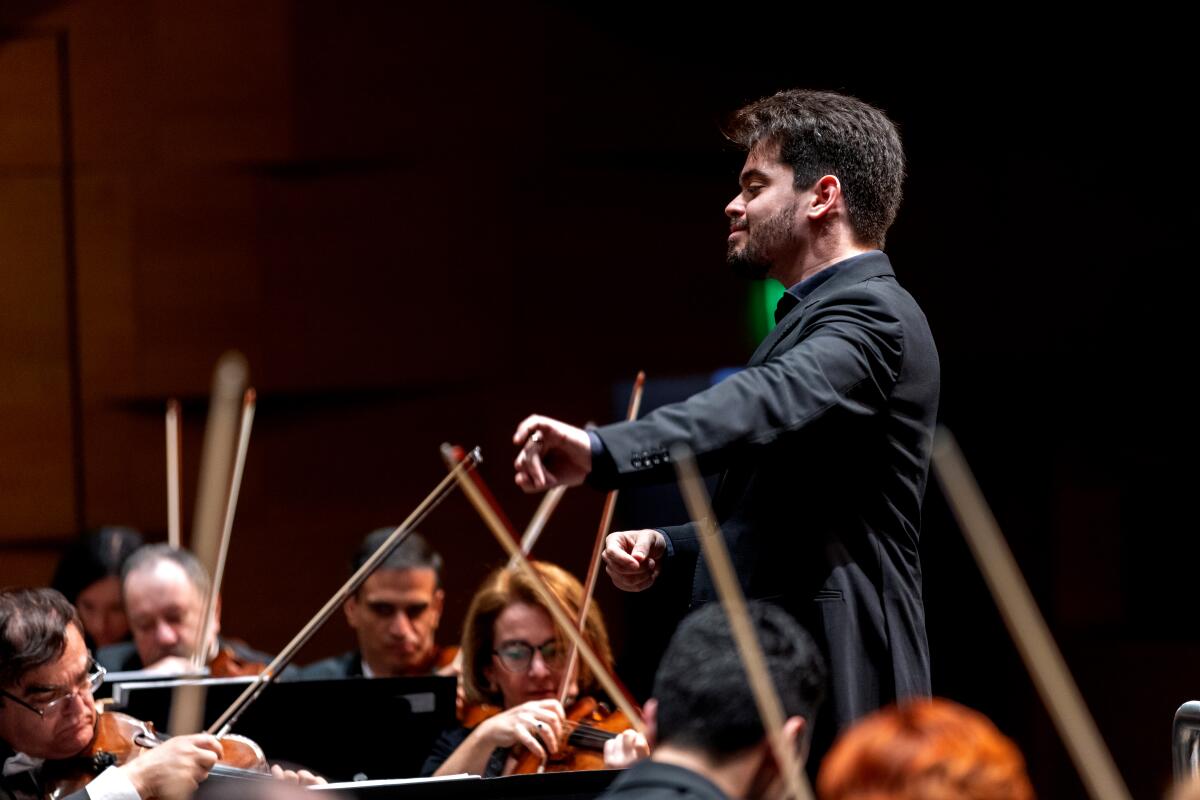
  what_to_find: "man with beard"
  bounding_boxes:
[512,89,939,759]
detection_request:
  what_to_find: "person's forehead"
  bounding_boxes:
[493,602,554,641]
[125,560,200,607]
[362,567,438,597]
[17,624,88,691]
[741,140,790,178]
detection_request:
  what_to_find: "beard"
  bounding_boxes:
[726,199,800,280]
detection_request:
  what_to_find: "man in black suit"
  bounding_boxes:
[513,89,939,750]
[1,588,221,800]
[600,602,825,800]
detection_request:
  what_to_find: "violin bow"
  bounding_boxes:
[206,450,481,737]
[509,486,566,567]
[166,399,183,550]
[559,371,645,706]
[931,428,1132,800]
[671,443,815,800]
[440,443,646,734]
[170,352,248,736]
[192,388,256,670]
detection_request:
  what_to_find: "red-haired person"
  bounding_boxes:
[421,562,618,778]
[817,698,1034,800]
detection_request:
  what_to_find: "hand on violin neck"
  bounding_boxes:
[477,699,567,761]
[602,530,666,592]
[512,416,592,493]
[121,733,221,800]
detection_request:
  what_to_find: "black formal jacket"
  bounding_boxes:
[296,651,364,680]
[591,251,939,738]
[600,760,730,800]
[95,638,276,674]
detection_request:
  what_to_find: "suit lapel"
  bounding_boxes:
[746,251,896,366]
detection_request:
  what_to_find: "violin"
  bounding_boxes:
[41,710,269,800]
[208,643,268,678]
[511,696,631,774]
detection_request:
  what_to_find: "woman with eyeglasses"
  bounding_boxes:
[421,561,617,778]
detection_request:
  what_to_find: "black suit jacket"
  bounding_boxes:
[96,638,278,675]
[592,251,939,737]
[599,760,730,800]
[296,651,363,680]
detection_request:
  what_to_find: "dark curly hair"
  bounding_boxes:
[727,89,905,248]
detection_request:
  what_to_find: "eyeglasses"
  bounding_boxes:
[0,659,105,718]
[492,639,564,673]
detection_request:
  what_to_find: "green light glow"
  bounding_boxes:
[748,279,786,343]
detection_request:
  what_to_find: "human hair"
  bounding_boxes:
[816,698,1035,800]
[352,528,443,588]
[121,544,210,596]
[651,601,826,761]
[0,588,83,692]
[459,561,613,707]
[51,526,145,604]
[726,89,905,248]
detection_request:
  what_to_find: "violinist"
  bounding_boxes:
[599,602,825,800]
[299,529,452,679]
[50,527,144,652]
[1,588,223,800]
[421,561,619,778]
[95,546,273,675]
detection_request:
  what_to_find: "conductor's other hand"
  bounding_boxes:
[513,415,592,493]
[602,530,666,592]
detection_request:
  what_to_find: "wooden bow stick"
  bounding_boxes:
[206,449,480,737]
[932,428,1132,800]
[672,443,814,800]
[559,371,645,705]
[165,399,183,550]
[440,443,645,734]
[192,388,256,671]
[170,352,248,736]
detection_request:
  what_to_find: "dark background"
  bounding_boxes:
[1,4,1195,797]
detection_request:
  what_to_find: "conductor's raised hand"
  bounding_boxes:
[602,530,666,592]
[512,415,592,493]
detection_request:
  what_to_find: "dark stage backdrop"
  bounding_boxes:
[1,4,1195,797]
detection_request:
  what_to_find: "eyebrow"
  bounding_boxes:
[739,168,770,186]
[24,662,89,696]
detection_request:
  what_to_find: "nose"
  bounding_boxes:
[390,612,416,643]
[725,193,745,221]
[528,649,552,678]
[155,619,178,647]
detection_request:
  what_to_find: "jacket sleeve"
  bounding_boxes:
[591,284,904,487]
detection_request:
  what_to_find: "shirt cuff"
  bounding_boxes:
[86,766,142,800]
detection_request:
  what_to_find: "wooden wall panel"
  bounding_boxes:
[0,36,76,559]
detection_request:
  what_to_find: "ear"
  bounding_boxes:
[643,698,659,750]
[431,588,445,622]
[343,595,360,631]
[782,715,808,763]
[806,175,842,222]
